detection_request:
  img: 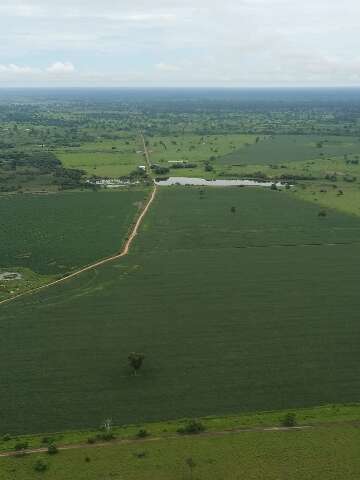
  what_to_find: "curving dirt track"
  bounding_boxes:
[0,134,157,307]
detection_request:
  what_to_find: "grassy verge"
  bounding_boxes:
[1,406,360,480]
[0,403,358,454]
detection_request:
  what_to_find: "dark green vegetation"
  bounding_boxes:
[1,421,360,479]
[0,189,147,300]
[1,187,360,434]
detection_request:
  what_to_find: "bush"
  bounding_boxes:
[281,412,297,427]
[2,434,11,442]
[134,450,147,458]
[177,420,205,435]
[47,444,59,455]
[318,210,327,217]
[87,437,96,444]
[96,432,115,442]
[14,441,28,451]
[33,459,48,472]
[136,429,149,439]
[42,436,55,445]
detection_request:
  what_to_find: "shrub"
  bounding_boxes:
[42,436,55,445]
[281,412,297,427]
[14,441,28,451]
[96,432,115,442]
[318,210,327,217]
[134,450,147,458]
[177,420,205,435]
[136,429,149,439]
[2,434,11,442]
[33,459,48,472]
[87,437,96,444]
[47,444,59,455]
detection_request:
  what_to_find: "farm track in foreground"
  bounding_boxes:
[0,425,313,458]
[0,134,156,307]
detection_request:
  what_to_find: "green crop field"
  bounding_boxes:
[1,187,360,435]
[1,423,359,479]
[218,135,360,166]
[0,189,147,300]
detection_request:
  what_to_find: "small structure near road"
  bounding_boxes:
[0,272,22,281]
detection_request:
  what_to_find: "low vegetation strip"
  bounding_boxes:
[0,404,357,456]
[0,418,359,479]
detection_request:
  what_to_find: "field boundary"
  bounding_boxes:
[0,425,313,458]
[0,133,156,307]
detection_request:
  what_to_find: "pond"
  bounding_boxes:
[155,177,285,187]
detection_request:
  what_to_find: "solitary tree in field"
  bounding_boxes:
[128,352,145,376]
[230,206,236,214]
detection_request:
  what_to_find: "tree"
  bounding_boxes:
[230,206,236,214]
[281,412,297,427]
[128,352,145,375]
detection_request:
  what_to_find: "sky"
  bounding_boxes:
[1,0,360,87]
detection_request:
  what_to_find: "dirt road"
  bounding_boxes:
[0,133,157,307]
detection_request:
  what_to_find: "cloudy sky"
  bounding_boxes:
[1,0,360,87]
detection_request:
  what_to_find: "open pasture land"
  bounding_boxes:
[0,189,147,300]
[1,423,360,480]
[218,134,360,166]
[291,180,360,216]
[57,136,144,177]
[1,188,360,434]
[148,133,256,172]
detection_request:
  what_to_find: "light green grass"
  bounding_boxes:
[149,134,256,165]
[289,181,360,216]
[0,404,358,454]
[1,422,360,479]
[57,137,145,177]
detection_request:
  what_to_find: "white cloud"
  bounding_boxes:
[156,62,181,72]
[0,62,76,82]
[46,62,75,73]
[1,0,360,86]
[0,64,40,74]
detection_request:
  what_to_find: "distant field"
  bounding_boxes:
[1,423,359,479]
[1,187,360,434]
[57,137,144,177]
[149,134,256,171]
[218,135,360,165]
[0,189,147,299]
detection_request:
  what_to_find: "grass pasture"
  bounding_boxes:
[218,135,360,166]
[0,189,147,300]
[1,422,360,479]
[148,134,256,176]
[57,137,144,177]
[1,187,360,434]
